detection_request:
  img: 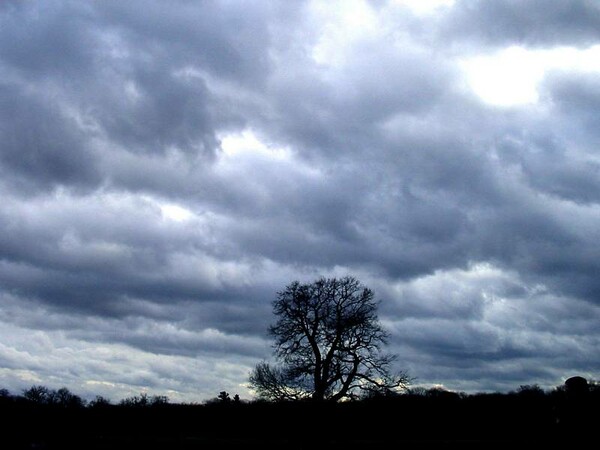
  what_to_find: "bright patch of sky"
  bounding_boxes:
[310,0,379,67]
[393,0,456,15]
[219,129,292,161]
[462,45,600,106]
[160,203,194,222]
[139,194,195,222]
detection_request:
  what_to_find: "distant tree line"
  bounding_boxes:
[0,376,596,407]
[0,385,172,408]
[1,378,598,448]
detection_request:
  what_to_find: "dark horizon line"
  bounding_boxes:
[2,375,595,406]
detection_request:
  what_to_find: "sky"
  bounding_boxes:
[0,0,599,402]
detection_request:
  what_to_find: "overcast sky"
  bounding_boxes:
[1,0,599,402]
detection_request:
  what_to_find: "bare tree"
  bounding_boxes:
[249,276,409,401]
[217,391,231,403]
[22,385,51,404]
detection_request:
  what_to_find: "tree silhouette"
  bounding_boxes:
[119,392,169,407]
[217,391,231,403]
[21,385,85,407]
[89,395,111,408]
[249,276,409,401]
[53,387,86,407]
[22,385,51,404]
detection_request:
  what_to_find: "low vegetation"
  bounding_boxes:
[1,378,597,448]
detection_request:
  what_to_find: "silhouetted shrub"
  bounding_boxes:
[89,395,112,408]
[516,384,546,398]
[150,395,169,406]
[119,393,150,407]
[0,388,13,407]
[425,387,461,400]
[119,392,169,407]
[405,386,428,396]
[218,391,231,402]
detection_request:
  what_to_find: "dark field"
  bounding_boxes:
[2,385,597,449]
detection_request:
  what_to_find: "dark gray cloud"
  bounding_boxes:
[262,42,456,159]
[382,265,600,391]
[0,0,599,401]
[0,0,279,194]
[0,1,97,77]
[0,84,100,193]
[439,0,600,48]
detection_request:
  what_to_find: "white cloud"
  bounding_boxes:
[393,0,455,15]
[461,44,600,106]
[219,129,292,161]
[461,46,546,106]
[159,203,194,222]
[309,0,379,67]
[0,310,262,402]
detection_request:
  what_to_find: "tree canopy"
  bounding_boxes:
[249,276,409,401]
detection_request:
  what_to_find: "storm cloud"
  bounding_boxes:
[0,0,598,401]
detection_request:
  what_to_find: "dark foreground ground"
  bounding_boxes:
[2,389,598,449]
